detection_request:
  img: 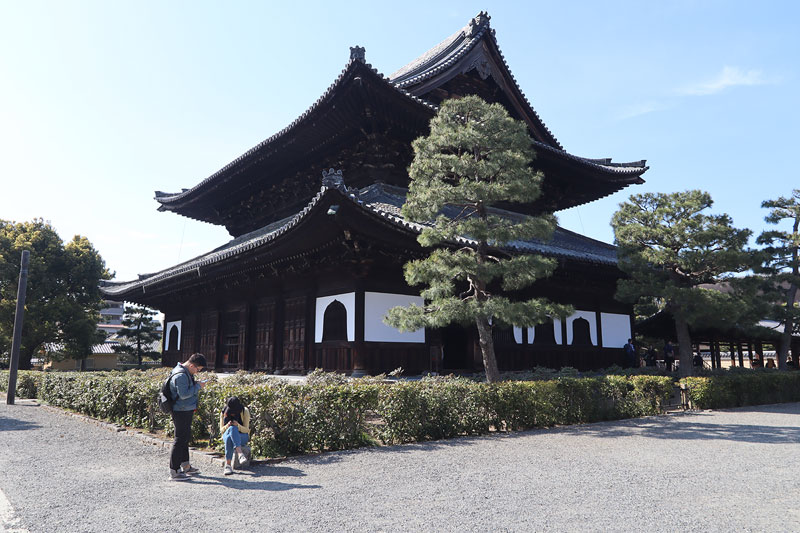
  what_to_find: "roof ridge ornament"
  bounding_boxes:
[467,12,490,38]
[322,168,346,192]
[350,46,366,63]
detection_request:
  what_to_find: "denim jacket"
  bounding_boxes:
[169,364,201,411]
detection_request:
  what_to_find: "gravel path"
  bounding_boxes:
[1,401,798,532]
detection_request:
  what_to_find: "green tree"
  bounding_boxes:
[755,189,800,369]
[612,191,752,376]
[384,95,572,383]
[0,219,110,369]
[113,305,162,368]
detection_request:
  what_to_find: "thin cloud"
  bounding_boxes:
[617,100,671,120]
[679,66,772,96]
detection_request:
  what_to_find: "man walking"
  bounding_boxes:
[624,338,637,368]
[168,353,208,481]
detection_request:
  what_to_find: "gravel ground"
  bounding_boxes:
[1,401,798,532]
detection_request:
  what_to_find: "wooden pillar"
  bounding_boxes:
[729,342,736,367]
[351,289,367,377]
[304,291,315,373]
[737,342,745,368]
[708,339,717,370]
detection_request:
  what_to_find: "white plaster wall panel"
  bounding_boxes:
[513,326,523,344]
[165,320,182,350]
[364,292,425,343]
[315,293,356,342]
[601,313,632,348]
[566,311,597,346]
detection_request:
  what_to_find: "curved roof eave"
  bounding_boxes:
[103,185,348,297]
[104,181,622,299]
[389,11,563,150]
[154,58,438,209]
[153,19,648,215]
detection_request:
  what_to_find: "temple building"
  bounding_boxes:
[101,12,648,375]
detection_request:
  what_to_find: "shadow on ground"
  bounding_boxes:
[0,414,42,432]
[186,466,322,491]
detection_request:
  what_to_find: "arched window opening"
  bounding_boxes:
[322,300,347,342]
[533,321,557,345]
[167,325,179,351]
[571,317,592,345]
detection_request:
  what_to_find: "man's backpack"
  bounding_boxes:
[158,365,189,414]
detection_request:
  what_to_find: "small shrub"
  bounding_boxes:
[681,371,800,409]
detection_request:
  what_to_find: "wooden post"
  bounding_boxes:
[351,289,366,377]
[737,342,745,368]
[710,340,716,370]
[6,251,30,405]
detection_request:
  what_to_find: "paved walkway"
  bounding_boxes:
[1,401,798,532]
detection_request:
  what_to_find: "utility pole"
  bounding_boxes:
[6,250,30,405]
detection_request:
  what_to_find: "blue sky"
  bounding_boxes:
[1,1,797,281]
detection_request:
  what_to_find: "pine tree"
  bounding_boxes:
[385,95,572,383]
[113,305,162,368]
[612,190,752,376]
[755,190,800,369]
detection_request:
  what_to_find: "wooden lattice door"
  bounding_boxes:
[283,296,306,372]
[253,299,276,371]
[181,313,197,361]
[199,309,219,370]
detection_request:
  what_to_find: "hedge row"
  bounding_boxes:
[680,370,800,409]
[1,369,676,457]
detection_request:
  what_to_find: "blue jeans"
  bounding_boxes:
[223,426,250,461]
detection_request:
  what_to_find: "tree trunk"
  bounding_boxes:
[778,283,797,370]
[673,313,694,377]
[475,317,500,383]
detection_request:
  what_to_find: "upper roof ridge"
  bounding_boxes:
[388,11,563,150]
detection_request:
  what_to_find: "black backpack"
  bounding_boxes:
[158,365,190,414]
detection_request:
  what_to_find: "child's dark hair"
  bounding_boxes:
[225,396,243,414]
[223,396,244,425]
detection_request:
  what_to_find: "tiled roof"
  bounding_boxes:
[155,12,646,211]
[104,182,618,297]
[389,12,562,150]
[44,340,161,356]
[357,183,618,265]
[155,59,438,207]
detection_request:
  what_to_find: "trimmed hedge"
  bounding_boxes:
[1,369,675,457]
[680,370,800,409]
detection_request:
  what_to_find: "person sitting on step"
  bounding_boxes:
[220,396,251,475]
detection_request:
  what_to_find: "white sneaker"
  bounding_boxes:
[234,446,251,468]
[223,464,234,475]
